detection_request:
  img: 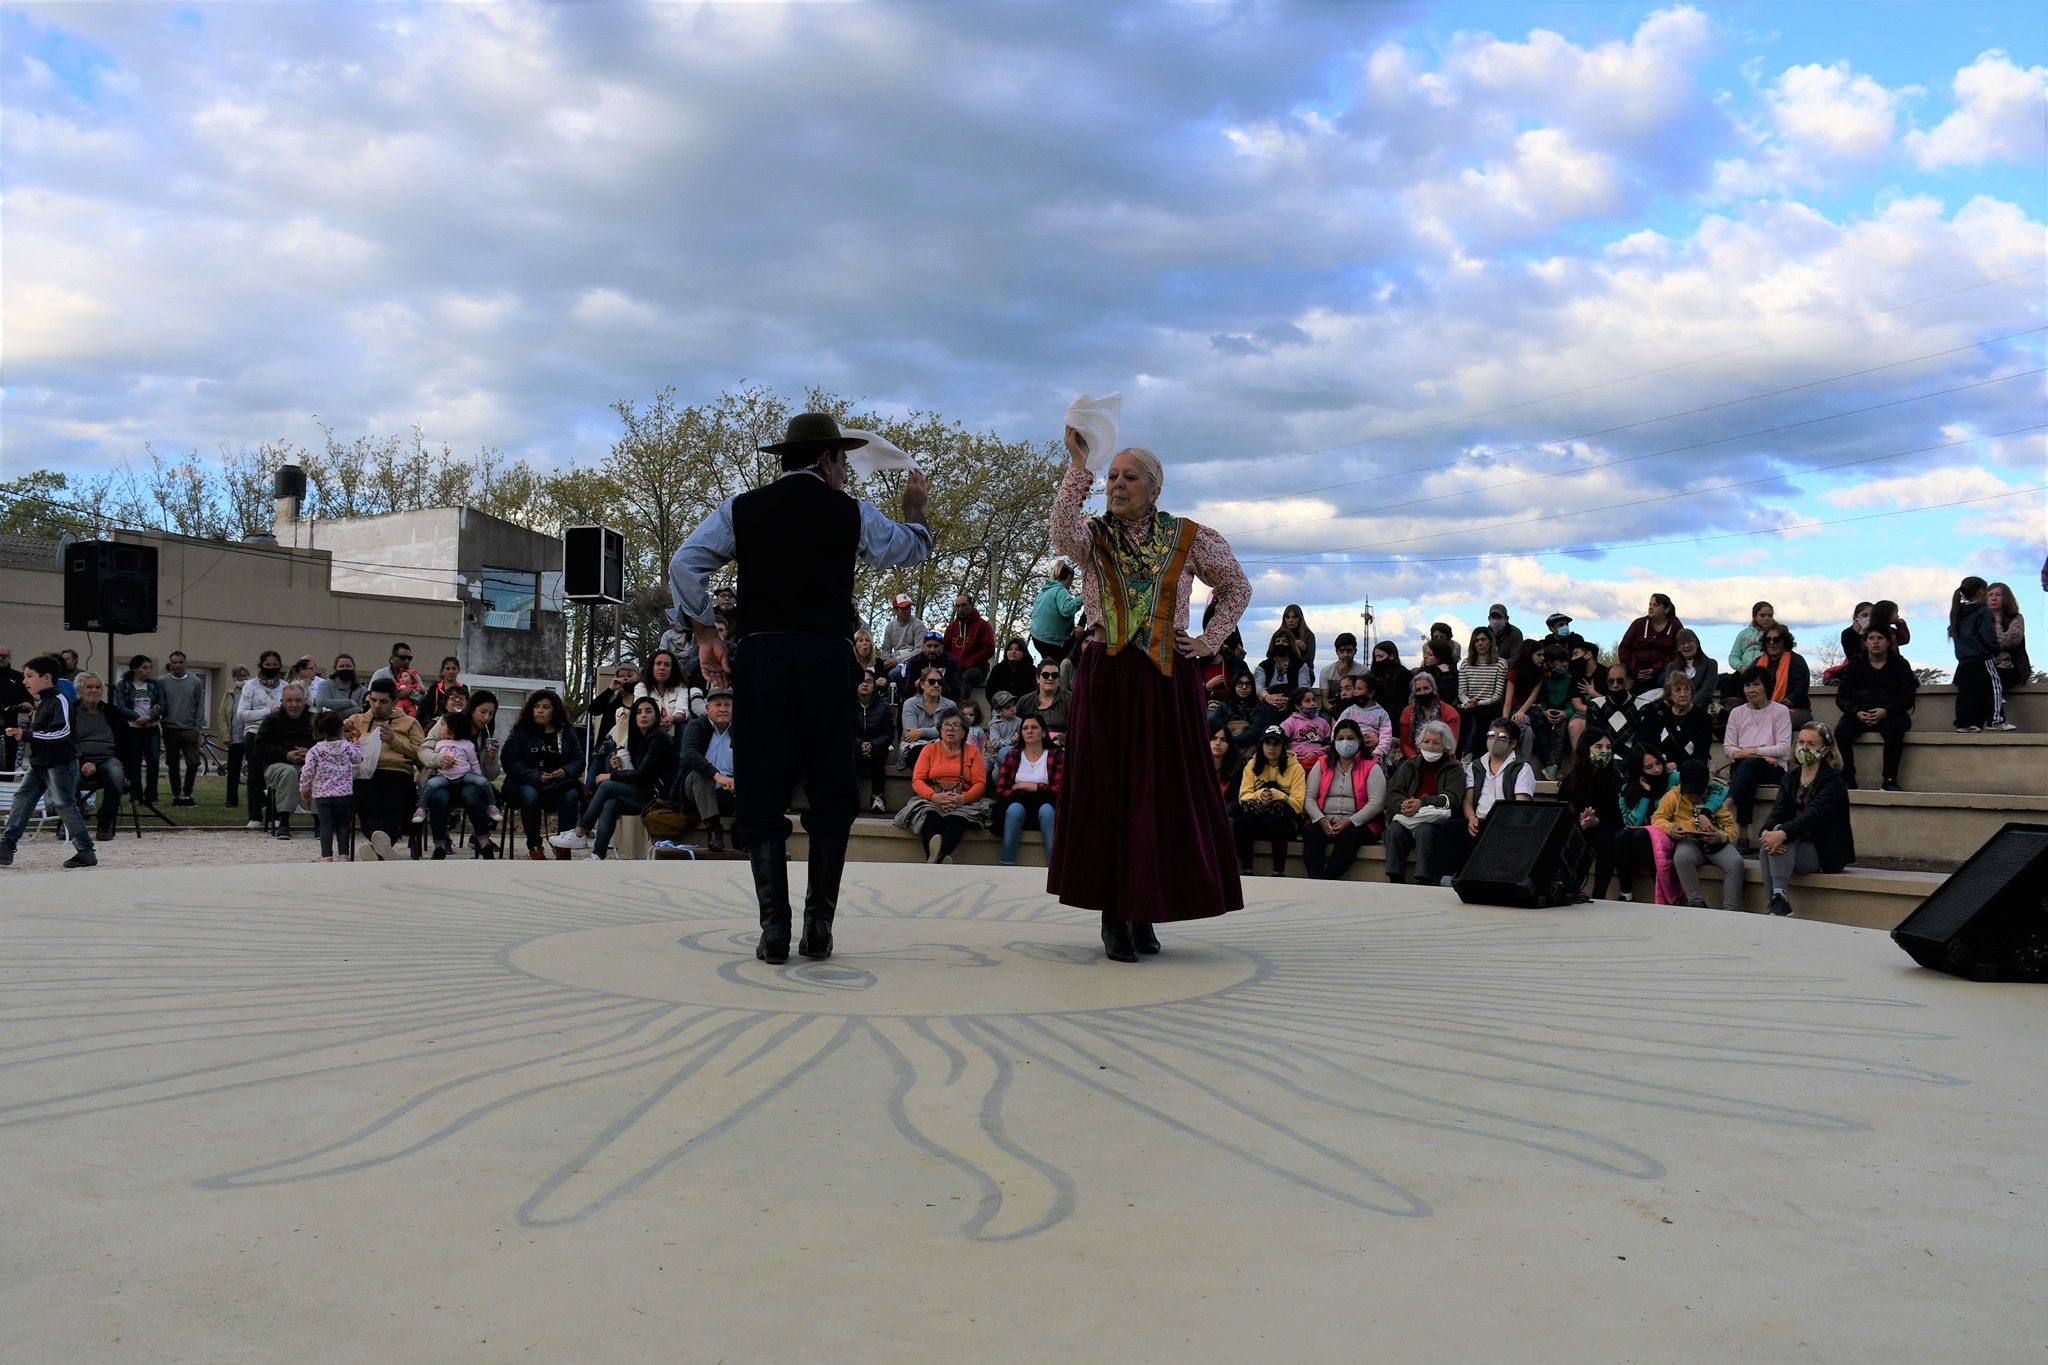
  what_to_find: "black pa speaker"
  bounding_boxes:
[562,525,625,604]
[1891,823,2048,982]
[63,540,159,636]
[1454,800,1587,908]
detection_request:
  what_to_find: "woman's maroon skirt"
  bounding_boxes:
[1047,642,1245,922]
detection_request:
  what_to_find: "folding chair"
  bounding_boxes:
[0,768,52,842]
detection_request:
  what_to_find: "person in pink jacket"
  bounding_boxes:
[298,711,363,862]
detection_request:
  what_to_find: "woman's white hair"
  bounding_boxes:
[1418,719,1456,750]
[1113,446,1164,499]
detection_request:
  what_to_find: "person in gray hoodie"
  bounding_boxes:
[157,650,208,806]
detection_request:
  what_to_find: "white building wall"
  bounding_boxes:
[305,509,464,602]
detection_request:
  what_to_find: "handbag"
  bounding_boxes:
[1392,803,1452,830]
[641,797,692,842]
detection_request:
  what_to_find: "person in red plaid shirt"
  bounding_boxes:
[994,715,1062,866]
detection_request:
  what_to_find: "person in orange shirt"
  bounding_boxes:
[894,712,989,863]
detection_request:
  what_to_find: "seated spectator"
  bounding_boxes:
[345,680,425,861]
[1200,598,1249,708]
[985,690,1023,772]
[1987,582,2028,728]
[1277,604,1316,669]
[957,698,991,754]
[1030,563,1083,664]
[252,682,315,840]
[902,631,965,702]
[1724,602,1775,696]
[1317,633,1368,711]
[1209,726,1247,815]
[1557,729,1623,899]
[857,671,896,814]
[1755,624,1812,726]
[637,649,703,729]
[1483,604,1525,662]
[298,710,362,862]
[1644,670,1713,769]
[1723,668,1792,845]
[71,672,132,839]
[1541,611,1575,647]
[1834,627,1917,790]
[1584,664,1651,757]
[1524,641,1580,773]
[1396,672,1461,760]
[1618,593,1682,695]
[1234,726,1305,876]
[1614,747,1676,902]
[589,663,640,739]
[1211,672,1262,750]
[1656,760,1742,911]
[881,594,927,687]
[503,689,586,860]
[423,656,464,721]
[1368,641,1411,716]
[851,627,882,678]
[421,706,497,858]
[114,655,166,805]
[551,697,676,860]
[1462,715,1535,839]
[900,669,960,770]
[1016,661,1070,739]
[987,638,1037,709]
[235,651,289,828]
[1421,637,1459,708]
[1302,718,1385,880]
[1500,639,1546,760]
[1335,674,1394,764]
[1458,628,1508,759]
[1759,721,1856,917]
[370,642,426,717]
[419,689,501,844]
[1280,687,1332,768]
[995,715,1062,866]
[1253,630,1314,732]
[1383,720,1465,886]
[1867,599,1911,652]
[1836,602,1875,671]
[944,593,997,694]
[310,654,368,719]
[1662,630,1719,705]
[894,712,989,864]
[678,687,738,850]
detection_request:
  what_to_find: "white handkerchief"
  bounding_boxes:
[842,429,919,480]
[1064,392,1122,473]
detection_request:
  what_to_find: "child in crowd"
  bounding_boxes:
[298,710,363,862]
[425,708,496,817]
[0,654,96,868]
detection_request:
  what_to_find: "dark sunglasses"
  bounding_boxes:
[1038,670,1059,679]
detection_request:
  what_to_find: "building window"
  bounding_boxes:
[479,566,539,632]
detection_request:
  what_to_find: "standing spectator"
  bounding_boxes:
[1618,594,1682,694]
[1837,603,1876,665]
[156,650,206,806]
[1986,582,2027,728]
[218,665,251,807]
[636,649,703,729]
[1834,627,1917,790]
[900,669,959,771]
[1280,687,1333,768]
[677,687,739,850]
[943,593,996,694]
[1016,659,1071,739]
[1723,668,1792,846]
[114,655,166,805]
[233,651,288,829]
[1396,671,1462,760]
[881,593,927,690]
[370,643,426,717]
[0,654,95,868]
[297,711,362,862]
[251,683,315,840]
[1584,665,1650,756]
[895,712,989,864]
[1485,604,1525,664]
[1756,625,1812,726]
[986,639,1037,709]
[1463,715,1536,839]
[1368,641,1412,719]
[71,673,131,839]
[1301,718,1385,880]
[502,690,585,860]
[1644,671,1714,769]
[1657,760,1743,911]
[588,664,639,739]
[309,654,368,719]
[1558,729,1623,900]
[857,671,896,813]
[1662,630,1719,705]
[423,656,464,722]
[1759,722,1856,917]
[1383,720,1465,886]
[994,715,1062,866]
[1276,604,1316,670]
[1234,727,1305,876]
[1726,601,1775,687]
[1948,575,2003,732]
[0,644,26,772]
[1253,630,1314,732]
[1317,633,1368,710]
[552,697,677,861]
[345,680,424,861]
[1336,675,1395,765]
[1458,628,1508,759]
[1029,563,1083,664]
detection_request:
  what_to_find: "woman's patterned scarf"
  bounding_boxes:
[1089,508,1198,675]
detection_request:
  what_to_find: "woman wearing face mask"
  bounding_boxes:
[1557,729,1623,899]
[1397,672,1461,760]
[1613,749,1676,902]
[1654,759,1743,911]
[1211,671,1262,751]
[1383,720,1466,885]
[1234,726,1305,877]
[311,654,368,719]
[1302,718,1385,879]
[1833,627,1918,789]
[1837,603,1876,667]
[1758,722,1856,916]
[1618,594,1683,695]
[1254,630,1314,732]
[1422,637,1459,707]
[1280,687,1332,767]
[1277,604,1316,670]
[1368,642,1411,718]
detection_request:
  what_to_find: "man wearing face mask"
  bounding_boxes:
[1585,665,1650,756]
[310,654,368,719]
[1384,719,1467,885]
[1463,716,1536,838]
[1396,672,1462,759]
[233,650,289,830]
[1486,604,1525,663]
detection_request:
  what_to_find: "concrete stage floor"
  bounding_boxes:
[2,861,2041,1363]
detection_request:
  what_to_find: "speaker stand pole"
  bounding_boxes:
[107,630,173,832]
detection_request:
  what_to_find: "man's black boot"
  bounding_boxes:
[798,826,849,961]
[750,842,792,963]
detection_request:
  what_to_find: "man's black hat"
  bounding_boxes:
[758,412,869,456]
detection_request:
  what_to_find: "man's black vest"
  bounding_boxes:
[729,472,862,638]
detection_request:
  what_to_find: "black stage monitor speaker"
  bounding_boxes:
[63,540,159,636]
[1892,823,2048,982]
[1454,800,1587,908]
[562,525,625,605]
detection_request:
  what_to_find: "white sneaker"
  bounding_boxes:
[410,808,426,825]
[487,805,503,821]
[369,831,395,861]
[1995,721,2019,731]
[549,829,587,850]
[244,819,263,830]
[870,796,886,814]
[581,851,603,861]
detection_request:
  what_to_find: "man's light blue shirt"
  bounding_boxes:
[668,469,933,629]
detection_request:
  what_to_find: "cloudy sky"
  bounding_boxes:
[3,1,2043,659]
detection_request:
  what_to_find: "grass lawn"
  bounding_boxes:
[131,772,266,828]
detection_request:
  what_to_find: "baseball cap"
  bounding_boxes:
[893,593,913,609]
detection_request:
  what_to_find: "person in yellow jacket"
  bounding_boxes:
[1235,725,1306,876]
[1653,759,1743,911]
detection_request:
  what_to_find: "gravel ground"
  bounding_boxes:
[3,825,395,873]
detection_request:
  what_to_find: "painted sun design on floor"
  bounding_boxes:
[0,865,1960,1240]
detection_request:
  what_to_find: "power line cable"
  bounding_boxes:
[1170,264,2048,490]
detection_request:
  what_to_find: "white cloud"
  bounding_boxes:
[1821,467,2017,511]
[1766,61,1907,162]
[1906,51,2048,169]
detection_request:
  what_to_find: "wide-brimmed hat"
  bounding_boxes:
[758,412,869,456]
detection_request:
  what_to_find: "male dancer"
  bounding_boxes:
[669,413,931,963]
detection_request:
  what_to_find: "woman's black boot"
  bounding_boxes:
[1101,913,1138,963]
[1129,920,1161,955]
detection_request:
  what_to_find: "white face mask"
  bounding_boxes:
[1334,739,1360,758]
[1419,747,1445,763]
[1794,745,1821,767]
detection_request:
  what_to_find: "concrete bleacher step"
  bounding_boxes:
[1809,682,2046,734]
[1773,730,2048,797]
[787,817,1942,932]
[1735,787,2048,869]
